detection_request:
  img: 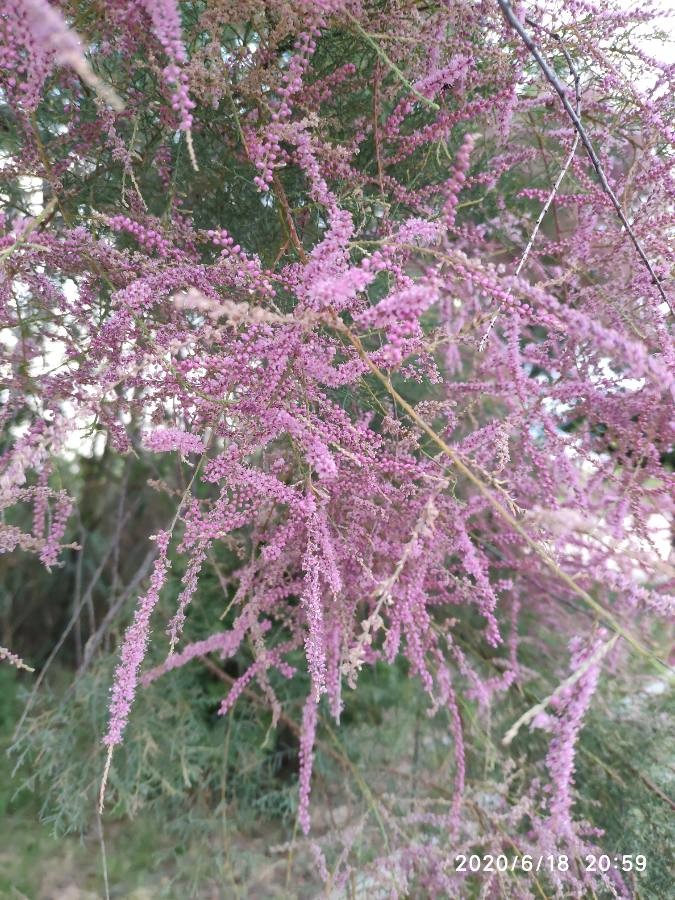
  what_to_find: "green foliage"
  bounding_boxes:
[576,688,675,900]
[5,626,674,898]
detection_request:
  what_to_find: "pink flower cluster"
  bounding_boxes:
[104,530,171,748]
[442,133,477,226]
[107,215,173,257]
[143,428,206,457]
[140,0,195,132]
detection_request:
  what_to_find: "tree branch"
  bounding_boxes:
[496,0,673,315]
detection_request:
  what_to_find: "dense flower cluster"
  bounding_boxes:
[1,0,673,895]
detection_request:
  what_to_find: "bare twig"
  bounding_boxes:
[480,21,581,348]
[95,805,111,900]
[272,173,309,263]
[496,0,672,314]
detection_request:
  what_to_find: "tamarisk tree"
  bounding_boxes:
[1,0,673,896]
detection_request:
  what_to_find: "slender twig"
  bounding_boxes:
[480,23,581,349]
[496,0,672,314]
[347,14,439,111]
[373,60,386,195]
[0,197,58,266]
[185,128,199,173]
[502,633,618,745]
[95,806,111,900]
[272,173,309,263]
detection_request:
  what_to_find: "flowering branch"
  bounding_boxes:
[502,632,618,745]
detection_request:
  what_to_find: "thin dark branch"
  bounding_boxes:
[497,0,673,315]
[480,16,581,349]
